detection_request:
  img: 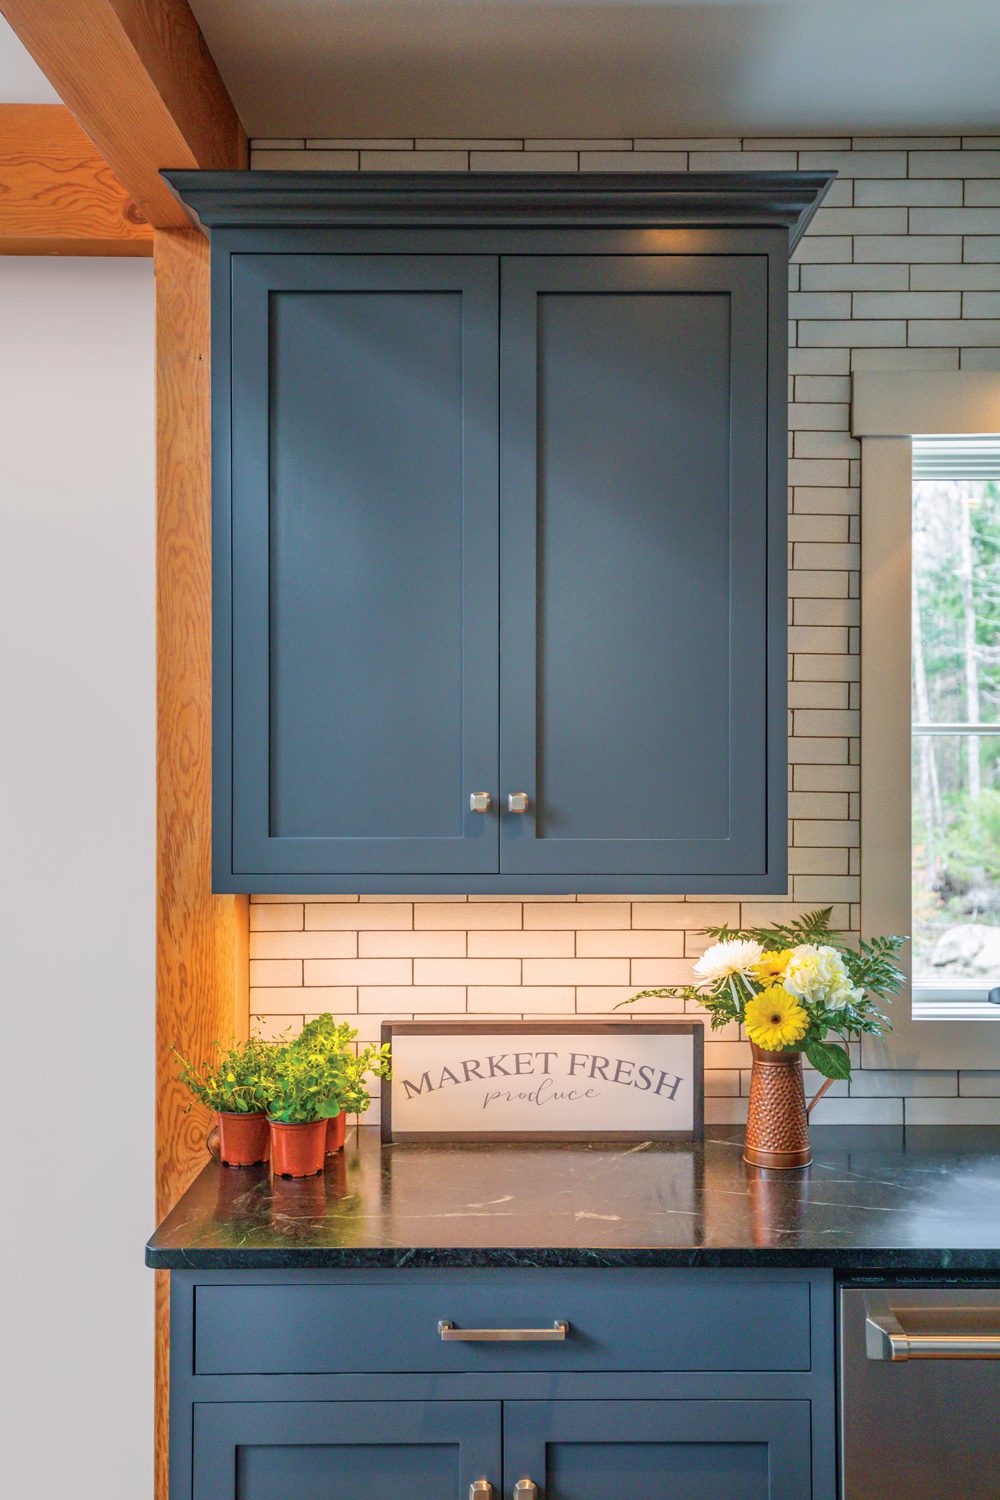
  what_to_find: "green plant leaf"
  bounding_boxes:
[805,1039,852,1080]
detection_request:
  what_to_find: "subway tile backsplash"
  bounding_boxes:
[248,134,1000,1124]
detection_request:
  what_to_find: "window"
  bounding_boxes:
[911,437,1000,1011]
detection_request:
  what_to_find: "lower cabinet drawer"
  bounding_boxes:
[193,1270,813,1374]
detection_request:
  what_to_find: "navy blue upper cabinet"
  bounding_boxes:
[167,171,833,893]
[229,254,500,878]
[500,254,772,881]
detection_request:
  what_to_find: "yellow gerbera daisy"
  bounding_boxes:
[752,948,794,983]
[744,986,809,1051]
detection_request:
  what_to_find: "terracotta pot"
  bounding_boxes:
[325,1112,346,1154]
[269,1118,327,1178]
[744,1045,813,1170]
[216,1110,270,1168]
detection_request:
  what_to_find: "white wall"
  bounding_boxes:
[0,258,154,1498]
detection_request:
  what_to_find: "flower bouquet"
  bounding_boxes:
[623,908,906,1167]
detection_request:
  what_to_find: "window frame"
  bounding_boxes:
[855,370,1000,1068]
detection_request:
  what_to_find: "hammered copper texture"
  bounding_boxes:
[746,1047,810,1156]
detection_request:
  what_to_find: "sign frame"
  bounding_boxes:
[380,1020,704,1144]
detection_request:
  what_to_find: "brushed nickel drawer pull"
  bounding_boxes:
[866,1306,1000,1361]
[438,1319,569,1343]
[469,1482,494,1499]
[513,1482,539,1499]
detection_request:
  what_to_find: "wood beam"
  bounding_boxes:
[0,103,152,255]
[0,0,246,227]
[154,225,248,1500]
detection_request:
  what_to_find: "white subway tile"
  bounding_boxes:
[524,902,628,929]
[631,958,700,985]
[910,150,1000,176]
[251,149,358,170]
[360,150,468,171]
[963,292,1000,317]
[794,541,859,569]
[468,930,576,957]
[468,986,576,1012]
[853,290,961,317]
[792,875,860,901]
[522,958,631,985]
[416,903,522,929]
[810,206,907,235]
[910,262,1000,289]
[965,236,1000,262]
[856,178,963,205]
[792,236,853,263]
[632,900,740,929]
[960,349,1000,369]
[307,958,411,986]
[414,958,521,985]
[251,986,357,1015]
[705,1098,749,1124]
[636,137,741,150]
[850,1069,957,1097]
[249,958,302,986]
[965,180,1000,206]
[250,903,304,931]
[577,987,685,1014]
[799,150,906,177]
[416,138,519,150]
[800,263,909,291]
[573,931,682,958]
[307,138,413,149]
[251,138,306,150]
[908,319,1000,345]
[959,1071,1000,1096]
[849,346,960,370]
[357,987,465,1013]
[789,847,850,874]
[529,138,632,151]
[359,931,467,957]
[793,764,859,792]
[579,151,685,171]
[853,136,959,150]
[471,151,577,171]
[251,930,357,959]
[252,1014,302,1040]
[788,347,852,374]
[788,399,850,428]
[689,150,797,170]
[809,1097,903,1123]
[307,902,411,930]
[799,319,906,346]
[856,235,962,262]
[905,1097,1000,1125]
[788,682,849,710]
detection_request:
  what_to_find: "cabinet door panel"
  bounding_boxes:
[505,1398,811,1500]
[193,1400,500,1500]
[228,255,499,876]
[500,255,778,880]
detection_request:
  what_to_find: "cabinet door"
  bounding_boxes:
[500,255,781,884]
[193,1399,500,1499]
[226,255,499,879]
[504,1398,812,1499]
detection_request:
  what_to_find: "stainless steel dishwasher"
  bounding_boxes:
[840,1286,1000,1498]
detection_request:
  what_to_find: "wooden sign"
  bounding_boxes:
[380,1021,703,1143]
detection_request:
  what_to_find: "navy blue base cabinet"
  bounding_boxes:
[167,171,833,895]
[168,1268,836,1499]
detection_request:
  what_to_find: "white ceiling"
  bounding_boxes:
[0,16,59,103]
[188,0,1000,140]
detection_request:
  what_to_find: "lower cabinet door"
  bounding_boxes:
[192,1400,501,1500]
[504,1398,812,1500]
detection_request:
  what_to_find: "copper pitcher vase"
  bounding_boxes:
[744,1044,833,1170]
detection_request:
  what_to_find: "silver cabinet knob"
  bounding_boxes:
[469,791,492,814]
[513,1482,539,1499]
[469,1483,494,1499]
[507,792,530,814]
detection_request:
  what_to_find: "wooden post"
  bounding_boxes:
[154,225,248,1500]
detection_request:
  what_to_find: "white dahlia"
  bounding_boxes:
[693,938,764,986]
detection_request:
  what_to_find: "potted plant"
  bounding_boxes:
[265,1038,346,1177]
[174,1037,272,1167]
[621,908,906,1169]
[297,1015,391,1152]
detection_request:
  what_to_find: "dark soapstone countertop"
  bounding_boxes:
[146,1125,1000,1272]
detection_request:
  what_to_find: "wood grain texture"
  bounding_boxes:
[0,0,246,227]
[0,103,152,254]
[154,226,248,1500]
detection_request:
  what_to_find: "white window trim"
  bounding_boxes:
[854,370,1000,1069]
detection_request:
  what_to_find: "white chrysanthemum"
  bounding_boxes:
[783,943,863,1012]
[693,938,764,985]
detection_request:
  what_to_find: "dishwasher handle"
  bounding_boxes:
[866,1303,1000,1361]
